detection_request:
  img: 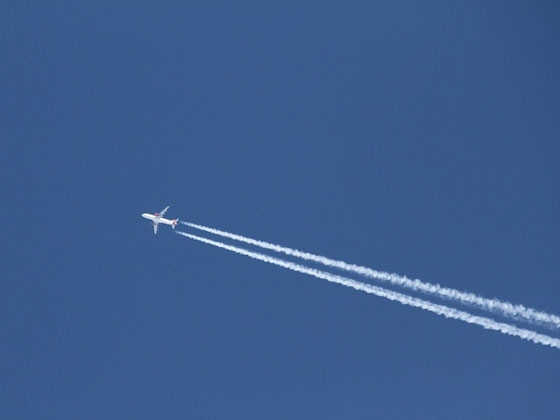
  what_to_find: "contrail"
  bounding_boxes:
[175,231,560,350]
[180,221,560,329]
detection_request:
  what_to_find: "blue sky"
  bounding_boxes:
[2,1,559,418]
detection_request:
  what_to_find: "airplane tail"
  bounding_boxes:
[172,219,178,229]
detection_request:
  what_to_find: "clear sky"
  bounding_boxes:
[2,1,559,418]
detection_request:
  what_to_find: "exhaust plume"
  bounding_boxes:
[181,221,560,329]
[176,230,560,350]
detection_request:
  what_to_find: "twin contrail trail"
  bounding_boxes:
[180,221,560,330]
[175,231,560,350]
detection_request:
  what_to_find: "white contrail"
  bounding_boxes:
[175,231,560,350]
[180,221,560,329]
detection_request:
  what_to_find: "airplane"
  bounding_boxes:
[142,206,178,234]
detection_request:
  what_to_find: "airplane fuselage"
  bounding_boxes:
[142,213,177,226]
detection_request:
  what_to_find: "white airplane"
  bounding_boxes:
[142,206,178,234]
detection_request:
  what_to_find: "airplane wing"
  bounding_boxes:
[153,223,159,235]
[157,206,170,218]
